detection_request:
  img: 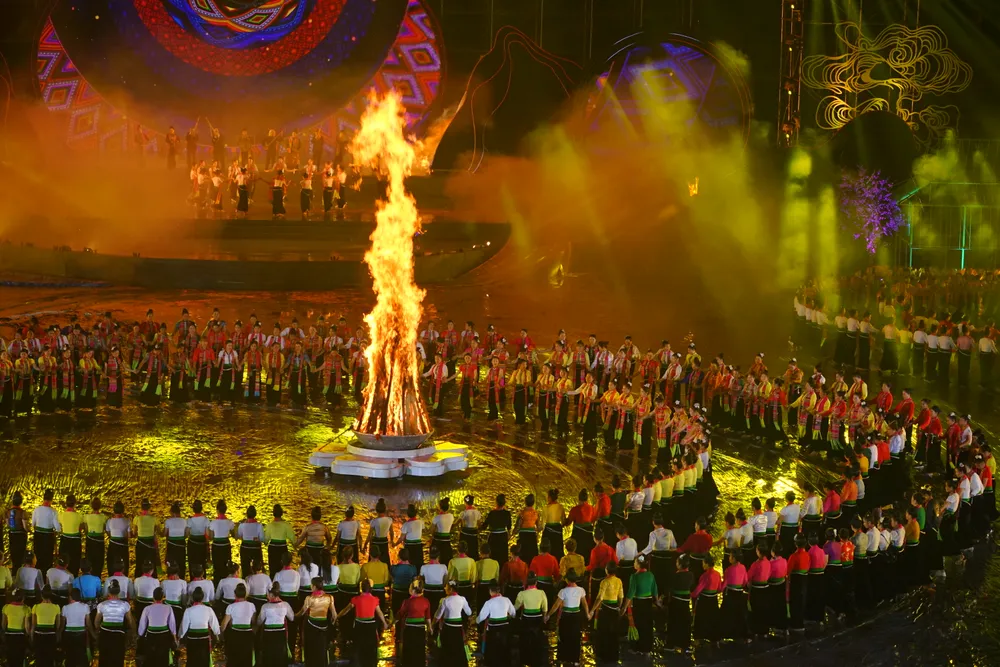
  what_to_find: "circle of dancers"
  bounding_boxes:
[0,419,993,665]
[0,304,995,664]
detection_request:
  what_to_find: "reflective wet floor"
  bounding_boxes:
[0,277,998,666]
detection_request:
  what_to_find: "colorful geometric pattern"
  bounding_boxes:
[36,0,444,150]
[163,0,311,49]
[315,0,443,137]
[135,0,343,75]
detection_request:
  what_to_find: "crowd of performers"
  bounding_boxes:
[2,410,995,667]
[824,268,1000,325]
[795,277,999,389]
[188,156,351,221]
[0,308,381,415]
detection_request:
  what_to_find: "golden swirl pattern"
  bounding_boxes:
[801,22,972,145]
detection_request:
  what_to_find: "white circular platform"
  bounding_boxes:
[311,439,469,479]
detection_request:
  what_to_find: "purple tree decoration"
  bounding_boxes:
[838,168,905,254]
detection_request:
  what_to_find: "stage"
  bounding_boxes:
[0,218,509,290]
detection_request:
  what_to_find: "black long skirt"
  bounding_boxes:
[570,525,594,567]
[225,627,255,667]
[518,615,546,667]
[85,535,105,577]
[595,603,620,662]
[788,574,807,630]
[262,628,288,667]
[401,623,426,667]
[488,532,508,568]
[439,623,467,667]
[99,627,126,667]
[720,589,748,640]
[0,380,14,416]
[433,535,453,567]
[35,628,57,667]
[666,596,691,650]
[517,530,538,564]
[631,597,654,653]
[188,537,208,576]
[804,571,824,623]
[693,593,720,640]
[144,628,174,667]
[749,585,770,635]
[483,622,511,667]
[303,617,330,667]
[459,528,480,561]
[212,540,232,587]
[140,376,163,406]
[4,632,26,667]
[63,630,89,667]
[61,533,83,576]
[769,581,787,630]
[557,611,582,664]
[107,539,129,578]
[186,635,212,667]
[272,188,286,215]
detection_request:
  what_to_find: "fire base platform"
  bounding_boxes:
[310,439,469,479]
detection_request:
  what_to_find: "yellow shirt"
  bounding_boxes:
[559,554,585,579]
[2,604,29,632]
[596,575,623,603]
[684,467,696,489]
[447,556,477,583]
[133,513,157,539]
[513,587,548,615]
[695,457,704,480]
[0,567,11,591]
[339,563,361,586]
[359,560,389,587]
[858,455,870,475]
[478,558,500,583]
[987,455,997,479]
[264,520,296,544]
[33,602,60,627]
[651,484,662,503]
[85,513,107,537]
[543,503,565,525]
[659,477,674,499]
[59,510,84,536]
[672,472,685,494]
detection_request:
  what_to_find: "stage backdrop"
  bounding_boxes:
[36,0,445,159]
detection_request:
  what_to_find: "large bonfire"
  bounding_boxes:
[351,90,432,437]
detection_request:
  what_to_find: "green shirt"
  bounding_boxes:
[915,506,926,531]
[264,520,296,544]
[626,570,658,600]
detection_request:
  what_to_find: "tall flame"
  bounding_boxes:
[352,90,432,436]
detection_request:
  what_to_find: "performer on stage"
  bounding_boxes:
[272,171,288,220]
[300,159,316,220]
